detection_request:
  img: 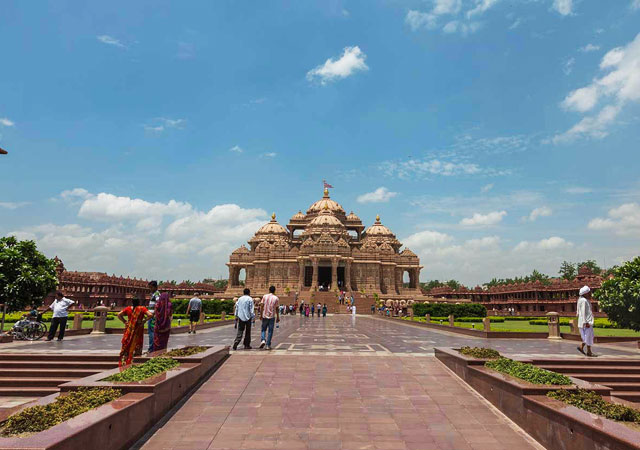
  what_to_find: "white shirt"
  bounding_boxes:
[576,296,594,328]
[351,305,356,315]
[50,297,74,318]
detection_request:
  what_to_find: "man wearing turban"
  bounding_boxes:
[577,285,595,357]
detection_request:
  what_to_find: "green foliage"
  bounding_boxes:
[459,346,500,359]
[420,279,461,292]
[0,236,59,312]
[483,269,551,288]
[559,261,577,280]
[163,346,208,357]
[413,302,487,318]
[595,257,640,331]
[578,260,602,275]
[548,389,640,423]
[0,387,121,436]
[485,357,573,385]
[528,318,615,328]
[171,298,234,315]
[103,357,180,382]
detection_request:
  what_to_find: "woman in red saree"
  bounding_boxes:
[152,292,173,352]
[117,298,153,367]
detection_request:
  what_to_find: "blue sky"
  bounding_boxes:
[1,0,639,285]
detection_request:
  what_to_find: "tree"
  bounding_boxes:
[420,280,444,292]
[577,260,602,275]
[558,261,577,280]
[595,256,640,331]
[0,236,58,312]
[446,279,461,290]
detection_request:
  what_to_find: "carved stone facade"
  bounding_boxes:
[225,189,422,297]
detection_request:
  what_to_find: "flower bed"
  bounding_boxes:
[102,357,179,382]
[485,357,572,385]
[0,388,121,437]
[162,346,208,357]
[459,346,500,359]
[548,389,640,424]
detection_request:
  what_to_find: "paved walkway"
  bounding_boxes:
[138,354,542,450]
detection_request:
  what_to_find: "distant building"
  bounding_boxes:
[426,266,605,316]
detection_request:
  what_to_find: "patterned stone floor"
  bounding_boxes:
[2,314,638,358]
[137,354,544,450]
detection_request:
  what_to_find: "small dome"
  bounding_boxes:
[364,214,395,237]
[255,213,288,237]
[232,245,250,255]
[309,209,344,228]
[290,210,306,221]
[307,188,345,215]
[346,211,361,222]
[400,248,417,257]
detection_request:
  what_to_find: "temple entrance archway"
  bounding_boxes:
[337,267,345,289]
[238,268,246,284]
[318,266,331,289]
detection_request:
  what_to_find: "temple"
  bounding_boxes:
[225,188,422,297]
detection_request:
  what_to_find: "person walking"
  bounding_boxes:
[259,286,280,350]
[322,304,327,317]
[46,291,74,341]
[311,303,315,317]
[147,281,160,352]
[186,292,202,334]
[317,303,321,317]
[233,288,255,350]
[577,285,595,357]
[305,304,310,317]
[117,297,153,366]
[152,292,173,352]
[299,302,304,315]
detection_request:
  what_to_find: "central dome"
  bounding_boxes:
[307,188,345,215]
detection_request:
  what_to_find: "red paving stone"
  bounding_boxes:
[140,354,542,450]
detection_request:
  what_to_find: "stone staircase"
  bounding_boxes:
[0,354,119,397]
[532,358,640,403]
[296,291,377,314]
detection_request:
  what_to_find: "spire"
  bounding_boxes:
[323,187,329,198]
[375,214,381,223]
[271,212,276,221]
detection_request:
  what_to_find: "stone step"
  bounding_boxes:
[611,391,640,402]
[0,353,119,362]
[600,381,640,391]
[0,368,99,378]
[0,361,117,370]
[540,365,640,374]
[0,377,76,387]
[532,359,640,367]
[0,387,59,397]
[563,373,640,383]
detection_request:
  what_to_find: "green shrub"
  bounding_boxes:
[485,357,573,385]
[459,347,500,359]
[170,299,234,315]
[548,389,640,422]
[413,303,487,318]
[163,346,208,357]
[0,388,121,437]
[102,357,180,382]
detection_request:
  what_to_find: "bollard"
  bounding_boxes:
[569,319,579,334]
[483,317,491,332]
[92,306,109,333]
[425,314,431,323]
[448,314,455,327]
[73,314,83,331]
[199,311,205,325]
[546,312,561,340]
[409,307,414,319]
[221,311,226,321]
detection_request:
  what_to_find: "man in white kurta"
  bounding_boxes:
[577,285,595,357]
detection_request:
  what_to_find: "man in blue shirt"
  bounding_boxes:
[233,288,255,350]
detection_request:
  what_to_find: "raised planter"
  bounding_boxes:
[391,317,548,339]
[435,347,640,450]
[0,392,154,450]
[105,319,233,335]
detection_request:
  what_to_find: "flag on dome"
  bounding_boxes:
[323,180,333,189]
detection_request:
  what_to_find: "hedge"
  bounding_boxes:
[412,302,487,318]
[102,357,180,382]
[485,357,572,385]
[170,299,234,315]
[548,389,640,423]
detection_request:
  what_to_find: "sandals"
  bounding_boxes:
[577,346,586,355]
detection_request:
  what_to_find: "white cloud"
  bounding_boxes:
[481,183,494,193]
[588,202,640,236]
[467,0,500,18]
[60,188,92,201]
[380,158,509,179]
[356,187,398,204]
[525,206,553,222]
[552,0,573,16]
[306,46,368,85]
[553,33,640,142]
[509,18,521,30]
[0,118,15,127]
[565,186,592,194]
[77,192,192,222]
[229,145,244,153]
[403,230,454,250]
[514,236,573,252]
[97,35,125,48]
[442,20,481,35]
[407,0,493,34]
[563,57,575,75]
[460,210,507,227]
[405,10,438,31]
[0,202,29,209]
[632,0,640,10]
[261,152,277,158]
[144,118,186,133]
[580,43,600,53]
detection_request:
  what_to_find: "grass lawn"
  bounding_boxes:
[406,317,640,337]
[2,317,234,331]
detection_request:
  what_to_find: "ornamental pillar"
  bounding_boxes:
[331,258,338,291]
[228,266,235,286]
[298,260,305,290]
[311,258,319,291]
[345,260,352,292]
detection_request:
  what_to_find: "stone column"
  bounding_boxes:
[547,312,561,340]
[331,258,338,291]
[228,266,235,286]
[569,319,579,334]
[425,314,431,323]
[73,314,83,330]
[298,260,305,290]
[448,315,455,327]
[311,258,318,291]
[345,260,352,291]
[482,317,491,332]
[199,311,205,324]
